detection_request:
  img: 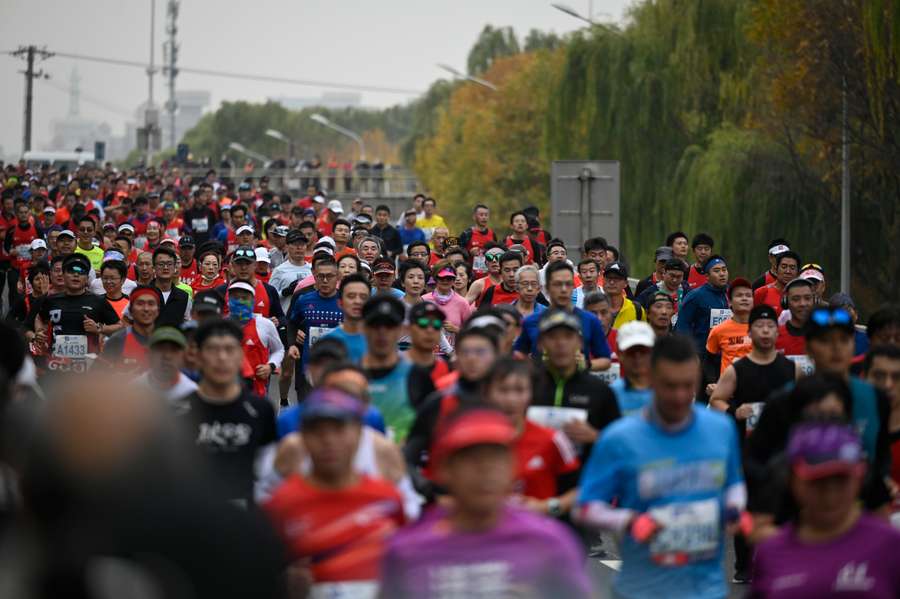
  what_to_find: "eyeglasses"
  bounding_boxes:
[485,253,503,262]
[458,346,494,358]
[409,251,429,258]
[315,272,337,281]
[811,308,852,327]
[101,276,122,284]
[414,317,443,330]
[549,281,573,289]
[155,261,175,269]
[519,281,540,289]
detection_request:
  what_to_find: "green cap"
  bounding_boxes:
[148,326,187,349]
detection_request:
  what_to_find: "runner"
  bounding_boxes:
[774,278,816,359]
[422,261,472,345]
[751,422,900,598]
[665,230,690,262]
[101,285,161,372]
[264,389,405,599]
[636,258,688,313]
[172,318,277,507]
[687,233,714,289]
[635,246,674,297]
[227,280,284,398]
[152,246,192,327]
[704,277,753,378]
[583,291,618,355]
[574,258,601,308]
[458,204,497,272]
[752,238,791,290]
[610,321,656,416]
[674,254,730,352]
[404,302,451,398]
[464,244,504,303]
[603,262,645,329]
[476,250,522,308]
[322,273,370,364]
[268,230,311,314]
[381,407,592,599]
[510,263,546,320]
[577,334,747,599]
[371,205,403,258]
[135,326,198,402]
[753,250,801,314]
[646,292,676,338]
[505,210,544,265]
[863,345,900,491]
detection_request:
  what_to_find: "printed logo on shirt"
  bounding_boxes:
[49,309,61,323]
[568,394,590,406]
[637,459,725,500]
[526,455,545,470]
[429,562,511,596]
[834,562,875,592]
[196,421,252,448]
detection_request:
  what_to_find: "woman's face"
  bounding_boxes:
[201,254,220,277]
[404,268,426,296]
[453,266,469,292]
[486,373,531,425]
[338,257,358,278]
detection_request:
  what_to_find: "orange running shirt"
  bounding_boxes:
[706,319,751,374]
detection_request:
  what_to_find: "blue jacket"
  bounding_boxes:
[674,282,729,351]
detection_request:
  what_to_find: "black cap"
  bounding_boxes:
[178,235,195,248]
[749,305,778,326]
[604,262,628,278]
[362,294,405,326]
[409,301,446,322]
[663,258,685,271]
[286,230,308,245]
[232,245,256,262]
[309,337,349,364]
[193,290,225,314]
[62,253,91,274]
[538,309,582,336]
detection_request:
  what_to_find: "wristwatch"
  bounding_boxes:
[547,497,563,517]
[268,362,278,374]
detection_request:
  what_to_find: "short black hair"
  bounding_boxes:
[863,344,900,375]
[423,197,437,207]
[545,260,574,282]
[868,305,900,340]
[332,218,351,231]
[456,326,499,352]
[194,318,244,349]
[499,251,524,267]
[152,245,177,264]
[691,233,714,249]
[582,237,608,253]
[320,361,368,387]
[50,254,66,268]
[0,321,26,382]
[406,240,430,256]
[776,251,802,268]
[230,204,247,217]
[665,231,688,246]
[583,290,609,308]
[607,245,620,261]
[298,221,316,232]
[77,215,96,229]
[339,273,370,298]
[577,258,601,271]
[398,260,427,285]
[375,204,391,214]
[651,334,697,367]
[473,204,489,213]
[100,259,127,279]
[312,254,337,271]
[27,260,50,284]
[114,234,133,248]
[509,210,527,224]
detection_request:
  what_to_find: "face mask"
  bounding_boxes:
[228,297,253,324]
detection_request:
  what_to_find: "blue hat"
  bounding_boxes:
[302,389,366,427]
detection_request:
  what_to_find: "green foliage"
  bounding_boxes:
[467,25,522,76]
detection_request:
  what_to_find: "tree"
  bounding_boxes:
[467,25,521,76]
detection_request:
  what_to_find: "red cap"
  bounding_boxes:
[728,277,752,298]
[431,409,515,466]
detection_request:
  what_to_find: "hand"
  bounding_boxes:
[270,316,279,327]
[442,321,460,334]
[630,513,661,543]
[288,345,300,360]
[16,280,24,294]
[274,435,303,477]
[562,419,598,444]
[295,330,306,345]
[705,383,717,396]
[511,495,548,514]
[83,316,100,334]
[285,559,313,599]
[255,363,272,378]
[734,404,754,421]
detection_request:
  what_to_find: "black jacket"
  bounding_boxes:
[155,284,191,328]
[371,224,403,256]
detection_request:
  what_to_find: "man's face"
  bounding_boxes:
[359,240,379,263]
[286,240,306,263]
[374,270,395,290]
[867,356,900,408]
[423,200,435,216]
[777,258,799,285]
[586,249,606,269]
[652,357,698,424]
[787,285,815,324]
[440,444,512,516]
[587,300,613,330]
[603,274,626,298]
[474,208,489,228]
[410,314,442,351]
[198,334,244,386]
[621,345,652,379]
[63,267,88,293]
[163,206,175,221]
[364,322,401,359]
[547,245,567,263]
[662,268,684,290]
[231,259,254,281]
[333,224,350,245]
[540,327,580,369]
[671,237,689,259]
[131,295,160,326]
[236,231,254,246]
[77,220,95,244]
[50,262,64,289]
[517,271,540,303]
[303,419,362,478]
[145,221,161,240]
[180,246,195,265]
[693,244,712,264]
[807,330,855,375]
[731,287,754,313]
[511,215,528,234]
[339,282,370,320]
[456,336,496,381]
[500,260,520,290]
[137,254,154,278]
[48,231,60,252]
[15,204,30,224]
[648,301,674,330]
[153,253,176,282]
[375,210,390,226]
[404,212,417,226]
[408,245,429,265]
[485,249,503,274]
[749,318,778,350]
[314,264,339,296]
[232,210,246,227]
[547,270,575,308]
[578,262,598,288]
[707,263,729,287]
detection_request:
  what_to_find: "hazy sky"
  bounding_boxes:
[0,0,631,157]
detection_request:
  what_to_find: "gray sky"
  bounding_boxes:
[0,0,631,157]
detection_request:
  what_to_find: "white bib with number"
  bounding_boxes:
[592,362,621,385]
[191,218,209,233]
[527,406,587,430]
[52,334,88,359]
[308,326,335,347]
[745,402,765,433]
[15,244,31,260]
[709,308,733,329]
[787,354,815,376]
[648,498,720,565]
[309,582,378,599]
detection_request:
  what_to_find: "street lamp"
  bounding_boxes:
[552,2,621,35]
[436,64,499,91]
[265,128,296,160]
[309,113,366,161]
[228,141,272,165]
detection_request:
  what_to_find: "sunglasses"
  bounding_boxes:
[811,308,852,327]
[485,253,504,262]
[802,263,823,272]
[415,317,443,330]
[233,249,255,259]
[64,266,87,275]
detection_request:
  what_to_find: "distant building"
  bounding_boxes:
[48,68,115,157]
[272,92,362,110]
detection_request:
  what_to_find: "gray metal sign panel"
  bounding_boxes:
[550,160,620,260]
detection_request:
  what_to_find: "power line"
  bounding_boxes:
[38,77,134,118]
[33,50,424,96]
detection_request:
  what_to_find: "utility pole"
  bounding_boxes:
[142,0,160,167]
[163,0,179,149]
[840,77,851,294]
[12,45,53,154]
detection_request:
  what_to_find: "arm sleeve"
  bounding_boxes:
[257,317,285,365]
[458,228,472,250]
[512,320,534,355]
[3,229,13,253]
[578,430,624,505]
[588,314,611,359]
[674,293,695,334]
[265,285,285,323]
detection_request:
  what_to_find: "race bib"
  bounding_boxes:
[527,406,587,430]
[787,354,815,376]
[709,309,733,329]
[745,402,765,433]
[191,218,209,233]
[15,244,30,260]
[309,582,378,599]
[592,362,621,385]
[649,498,720,565]
[473,255,486,273]
[165,227,180,238]
[52,334,88,359]
[308,325,335,347]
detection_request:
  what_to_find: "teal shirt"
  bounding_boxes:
[366,358,414,442]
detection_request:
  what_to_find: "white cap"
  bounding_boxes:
[159,237,177,246]
[616,321,656,351]
[254,247,270,263]
[228,281,256,295]
[327,199,344,214]
[313,195,326,204]
[800,268,824,282]
[235,225,254,236]
[117,223,135,233]
[316,235,336,249]
[43,206,56,214]
[30,239,47,251]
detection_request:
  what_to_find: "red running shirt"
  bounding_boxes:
[512,421,580,500]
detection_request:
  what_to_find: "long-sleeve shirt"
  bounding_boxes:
[674,282,730,352]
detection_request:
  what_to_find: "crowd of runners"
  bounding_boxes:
[0,160,899,598]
